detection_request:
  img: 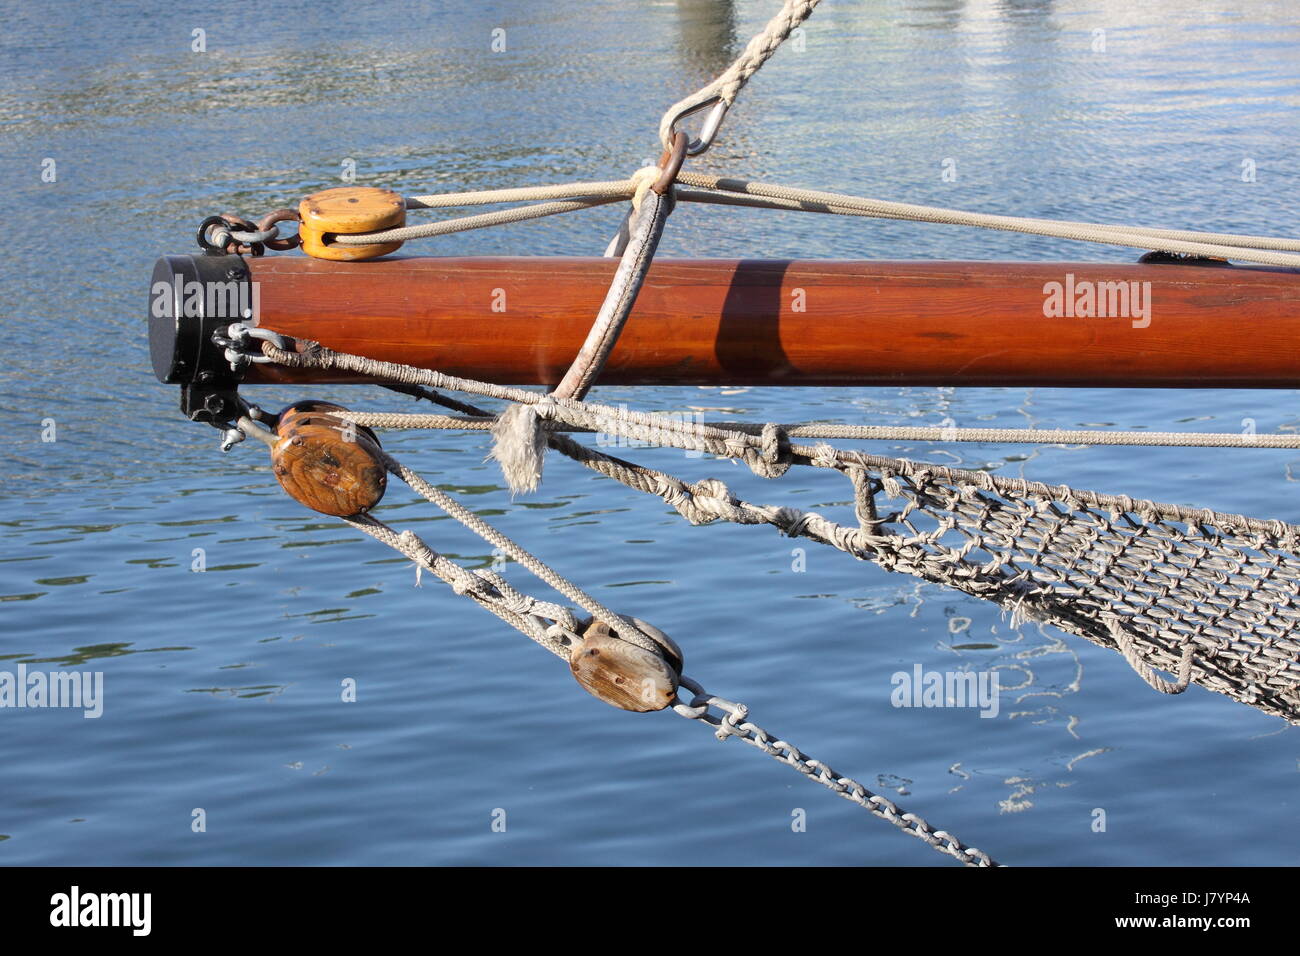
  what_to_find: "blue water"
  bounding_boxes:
[2,0,1298,865]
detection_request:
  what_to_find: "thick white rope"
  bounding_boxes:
[332,195,625,245]
[675,175,1300,252]
[657,0,824,150]
[334,412,1300,450]
[325,171,1300,266]
[674,172,1300,268]
[405,180,638,208]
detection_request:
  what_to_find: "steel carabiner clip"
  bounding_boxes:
[664,95,730,156]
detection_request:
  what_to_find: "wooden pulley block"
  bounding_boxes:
[270,402,387,516]
[274,400,381,447]
[297,186,406,261]
[569,617,683,712]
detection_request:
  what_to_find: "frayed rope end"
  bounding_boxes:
[488,403,548,495]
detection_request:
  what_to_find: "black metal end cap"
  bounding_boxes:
[148,253,252,384]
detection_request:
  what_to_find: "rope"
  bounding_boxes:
[1106,618,1195,695]
[334,411,1300,450]
[332,195,625,245]
[343,513,576,657]
[380,451,662,655]
[313,169,1300,266]
[405,180,638,209]
[673,172,1300,268]
[322,442,1004,865]
[657,0,824,150]
[553,187,673,401]
[674,174,1300,252]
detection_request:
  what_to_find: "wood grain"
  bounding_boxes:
[569,621,678,712]
[240,256,1300,387]
[271,406,387,516]
[297,187,405,261]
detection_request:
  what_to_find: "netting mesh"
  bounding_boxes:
[855,458,1300,722]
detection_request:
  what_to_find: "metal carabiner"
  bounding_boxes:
[664,96,730,156]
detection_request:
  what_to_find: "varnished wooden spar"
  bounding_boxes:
[238,256,1300,388]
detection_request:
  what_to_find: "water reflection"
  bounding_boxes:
[674,0,738,77]
[11,642,193,667]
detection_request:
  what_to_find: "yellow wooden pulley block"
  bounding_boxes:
[298,186,406,261]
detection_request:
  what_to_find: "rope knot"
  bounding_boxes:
[811,442,838,468]
[630,165,661,211]
[749,422,791,478]
[533,395,560,420]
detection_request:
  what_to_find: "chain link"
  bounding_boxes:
[197,208,300,256]
[672,675,1001,867]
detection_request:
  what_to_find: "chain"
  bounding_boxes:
[197,208,300,256]
[673,675,1001,867]
[239,409,1005,867]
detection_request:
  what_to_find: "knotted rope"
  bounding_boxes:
[488,141,682,492]
[256,337,1300,725]
[237,407,1002,867]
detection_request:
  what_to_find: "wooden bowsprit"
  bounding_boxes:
[149,253,1300,418]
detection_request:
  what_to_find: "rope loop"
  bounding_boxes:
[1107,617,1196,694]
